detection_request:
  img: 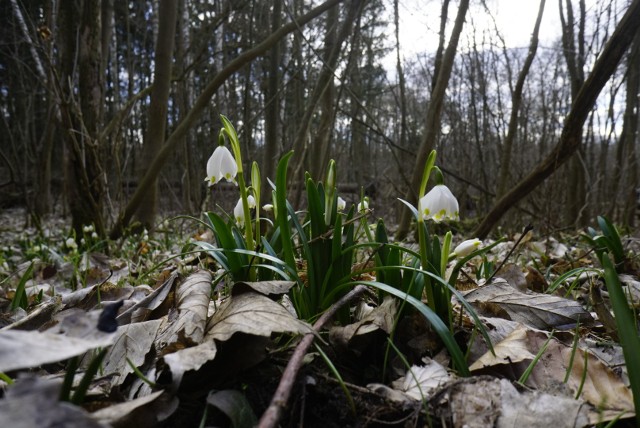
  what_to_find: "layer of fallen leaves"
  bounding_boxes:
[0,209,639,427]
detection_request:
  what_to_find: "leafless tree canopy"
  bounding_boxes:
[1,0,639,237]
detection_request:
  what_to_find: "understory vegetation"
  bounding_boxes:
[1,119,639,427]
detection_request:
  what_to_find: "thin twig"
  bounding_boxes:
[257,284,368,428]
[486,223,534,283]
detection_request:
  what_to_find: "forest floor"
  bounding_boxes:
[0,207,638,427]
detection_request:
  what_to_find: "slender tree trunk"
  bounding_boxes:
[311,4,338,180]
[473,0,640,238]
[290,0,362,203]
[262,0,282,202]
[560,0,588,227]
[135,0,178,231]
[58,0,107,238]
[622,30,640,226]
[395,0,470,240]
[497,0,545,197]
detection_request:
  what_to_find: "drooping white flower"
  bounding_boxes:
[82,224,94,233]
[418,184,459,222]
[65,237,77,250]
[453,238,481,257]
[358,197,369,212]
[262,203,274,212]
[234,195,256,225]
[337,196,346,212]
[205,146,237,186]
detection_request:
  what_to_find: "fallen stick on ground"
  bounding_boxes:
[257,284,368,428]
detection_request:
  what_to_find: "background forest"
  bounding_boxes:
[1,0,639,239]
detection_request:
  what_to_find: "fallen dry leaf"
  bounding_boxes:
[433,376,590,428]
[463,279,594,329]
[205,292,313,342]
[470,325,634,418]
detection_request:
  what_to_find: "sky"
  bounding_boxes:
[389,0,582,62]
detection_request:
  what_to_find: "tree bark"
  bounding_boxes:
[58,0,107,238]
[473,0,640,239]
[395,0,470,240]
[110,0,346,239]
[262,0,282,202]
[135,0,178,231]
[496,0,545,198]
[289,0,362,202]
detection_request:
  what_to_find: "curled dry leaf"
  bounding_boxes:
[205,292,313,342]
[462,279,594,329]
[433,376,589,428]
[391,358,453,401]
[0,312,116,372]
[231,280,296,297]
[116,272,177,325]
[92,390,178,427]
[155,270,212,353]
[101,319,163,389]
[470,325,634,419]
[329,296,397,351]
[0,376,107,428]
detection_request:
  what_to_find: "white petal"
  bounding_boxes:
[205,146,237,186]
[453,239,481,257]
[419,185,459,222]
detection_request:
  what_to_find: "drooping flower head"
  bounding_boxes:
[358,197,369,212]
[418,184,459,222]
[234,195,256,225]
[452,238,481,258]
[205,145,237,186]
[337,196,346,212]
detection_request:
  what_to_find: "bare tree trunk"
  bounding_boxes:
[311,4,338,180]
[135,0,178,231]
[395,0,470,240]
[496,0,545,197]
[622,30,640,226]
[175,0,196,212]
[289,0,362,202]
[110,0,346,239]
[394,0,408,151]
[58,0,107,238]
[560,0,589,227]
[473,0,640,239]
[262,0,282,202]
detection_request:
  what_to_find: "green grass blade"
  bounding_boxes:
[341,280,469,376]
[602,254,640,424]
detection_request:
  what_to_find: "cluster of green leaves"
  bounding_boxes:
[191,117,502,376]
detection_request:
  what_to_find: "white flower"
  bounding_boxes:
[234,195,256,225]
[262,204,274,212]
[358,198,369,212]
[32,245,41,252]
[337,196,346,212]
[205,146,237,186]
[91,232,98,239]
[453,238,481,257]
[82,224,94,233]
[419,185,459,222]
[65,238,77,250]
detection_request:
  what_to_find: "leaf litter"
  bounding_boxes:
[0,209,638,427]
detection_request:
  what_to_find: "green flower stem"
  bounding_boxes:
[221,115,255,252]
[418,150,437,201]
[251,161,261,245]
